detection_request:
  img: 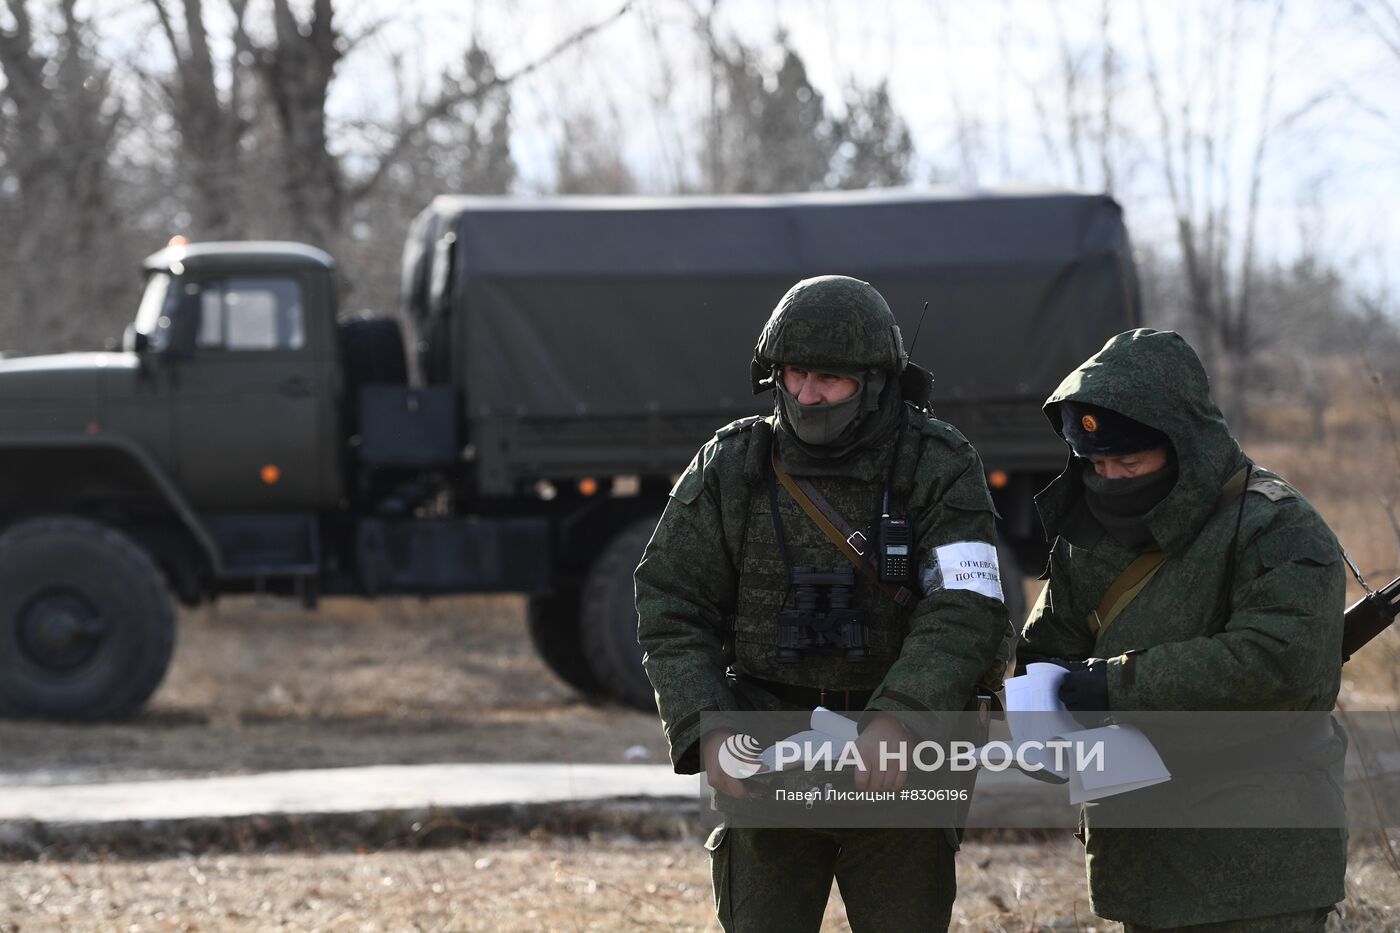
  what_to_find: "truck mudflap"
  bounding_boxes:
[355,515,552,596]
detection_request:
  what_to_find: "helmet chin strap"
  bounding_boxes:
[860,370,888,413]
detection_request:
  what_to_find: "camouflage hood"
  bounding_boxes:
[1036,328,1246,555]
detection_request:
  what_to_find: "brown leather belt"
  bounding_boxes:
[734,674,874,712]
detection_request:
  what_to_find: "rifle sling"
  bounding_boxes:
[771,450,914,608]
[1089,466,1251,638]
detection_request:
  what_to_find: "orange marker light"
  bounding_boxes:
[578,477,599,497]
[168,234,189,247]
[988,470,1009,490]
[261,464,281,485]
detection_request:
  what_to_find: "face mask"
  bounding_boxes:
[776,370,887,447]
[1081,461,1179,515]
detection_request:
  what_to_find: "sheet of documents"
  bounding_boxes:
[1065,724,1173,804]
[756,707,859,775]
[1001,662,1171,802]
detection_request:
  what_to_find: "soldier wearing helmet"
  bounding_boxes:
[636,275,1011,932]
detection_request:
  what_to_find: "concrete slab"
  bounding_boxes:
[0,763,699,826]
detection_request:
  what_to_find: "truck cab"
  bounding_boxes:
[128,241,344,512]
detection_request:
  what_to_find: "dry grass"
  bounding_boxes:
[1243,365,1400,709]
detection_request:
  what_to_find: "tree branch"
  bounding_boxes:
[347,0,633,204]
[148,0,183,63]
[1354,0,1400,63]
[1236,0,1286,352]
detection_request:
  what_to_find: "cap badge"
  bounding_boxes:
[1081,414,1099,433]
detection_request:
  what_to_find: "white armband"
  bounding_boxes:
[920,541,1003,602]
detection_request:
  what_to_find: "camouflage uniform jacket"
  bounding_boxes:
[1019,329,1347,928]
[636,405,1010,775]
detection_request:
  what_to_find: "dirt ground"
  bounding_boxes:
[0,595,669,780]
[0,833,1093,932]
[3,833,1398,932]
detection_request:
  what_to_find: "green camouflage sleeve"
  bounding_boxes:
[867,435,1011,714]
[1107,503,1345,711]
[1018,541,1097,666]
[635,436,745,774]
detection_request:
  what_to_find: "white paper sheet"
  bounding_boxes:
[1000,663,1171,800]
[755,707,859,775]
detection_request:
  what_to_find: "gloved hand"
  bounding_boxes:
[1057,658,1110,728]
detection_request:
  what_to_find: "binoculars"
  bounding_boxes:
[775,565,870,663]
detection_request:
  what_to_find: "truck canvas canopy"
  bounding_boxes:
[401,188,1139,427]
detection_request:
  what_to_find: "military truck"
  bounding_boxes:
[0,189,1138,718]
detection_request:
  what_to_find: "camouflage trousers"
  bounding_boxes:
[705,824,956,933]
[1121,906,1332,933]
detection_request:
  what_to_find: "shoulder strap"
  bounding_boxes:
[1217,465,1250,508]
[1244,472,1295,502]
[1088,551,1166,636]
[1087,466,1251,638]
[771,449,914,607]
[891,406,922,499]
[742,417,775,485]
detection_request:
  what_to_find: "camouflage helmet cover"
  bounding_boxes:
[749,275,910,394]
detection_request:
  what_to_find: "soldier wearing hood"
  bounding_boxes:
[1020,328,1347,931]
[636,275,1011,932]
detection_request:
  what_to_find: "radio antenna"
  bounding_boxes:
[907,301,930,356]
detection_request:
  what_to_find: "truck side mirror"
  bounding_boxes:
[122,324,150,354]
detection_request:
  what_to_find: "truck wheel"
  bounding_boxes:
[527,586,603,696]
[0,517,175,720]
[581,515,661,711]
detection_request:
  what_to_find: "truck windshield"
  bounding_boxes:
[133,273,174,350]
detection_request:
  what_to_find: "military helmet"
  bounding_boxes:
[749,275,908,393]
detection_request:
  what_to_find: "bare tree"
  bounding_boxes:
[697,30,839,193]
[833,80,915,189]
[690,12,914,194]
[1350,0,1400,150]
[154,0,635,246]
[147,0,253,238]
[1354,0,1400,64]
[1136,0,1331,428]
[339,43,517,314]
[243,0,346,248]
[0,0,127,350]
[554,111,637,194]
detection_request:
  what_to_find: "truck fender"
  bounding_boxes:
[0,433,223,576]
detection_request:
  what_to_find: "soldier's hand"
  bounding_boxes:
[1058,658,1111,728]
[853,712,913,793]
[702,729,751,800]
